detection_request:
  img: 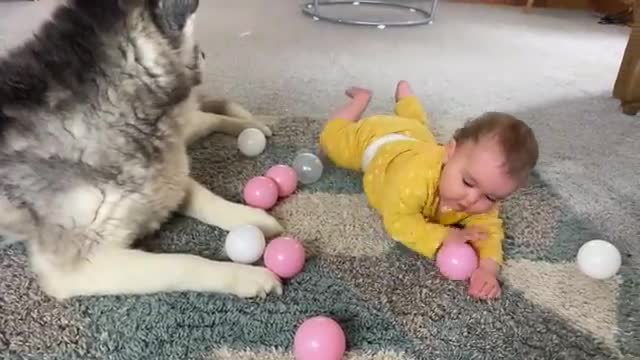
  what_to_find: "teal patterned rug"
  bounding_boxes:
[1,116,637,360]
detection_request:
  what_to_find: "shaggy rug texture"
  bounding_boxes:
[0,114,637,359]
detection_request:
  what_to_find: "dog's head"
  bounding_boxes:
[115,0,204,80]
[147,0,199,48]
[149,0,204,82]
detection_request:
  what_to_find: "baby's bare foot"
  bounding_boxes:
[345,86,373,101]
[395,80,415,102]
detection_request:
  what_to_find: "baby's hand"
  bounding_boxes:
[468,259,502,300]
[443,226,487,245]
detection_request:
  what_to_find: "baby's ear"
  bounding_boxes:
[507,175,529,196]
[442,139,456,163]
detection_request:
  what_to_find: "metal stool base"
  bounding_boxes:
[302,0,437,27]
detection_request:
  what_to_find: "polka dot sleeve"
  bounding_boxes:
[380,155,448,259]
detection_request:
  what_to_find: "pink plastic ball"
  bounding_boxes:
[265,164,298,198]
[243,176,279,210]
[263,236,305,279]
[293,316,346,360]
[435,242,479,281]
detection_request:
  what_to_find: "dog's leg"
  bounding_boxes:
[182,100,273,145]
[30,244,282,300]
[183,112,272,145]
[199,99,254,120]
[179,178,284,238]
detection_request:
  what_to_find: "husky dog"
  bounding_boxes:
[0,0,285,299]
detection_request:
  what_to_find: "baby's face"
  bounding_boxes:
[439,138,520,214]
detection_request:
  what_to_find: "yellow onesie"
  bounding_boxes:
[319,96,505,264]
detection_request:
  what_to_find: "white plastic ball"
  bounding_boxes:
[237,128,266,157]
[224,224,266,264]
[576,239,621,279]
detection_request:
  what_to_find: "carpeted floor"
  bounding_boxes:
[1,1,639,359]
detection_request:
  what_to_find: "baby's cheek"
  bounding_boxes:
[438,182,452,199]
[439,174,457,196]
[470,200,493,214]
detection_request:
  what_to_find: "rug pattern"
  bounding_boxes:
[0,116,638,360]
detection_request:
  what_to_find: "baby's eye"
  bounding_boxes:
[462,179,472,187]
[486,195,496,202]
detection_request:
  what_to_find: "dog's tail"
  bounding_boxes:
[198,97,253,120]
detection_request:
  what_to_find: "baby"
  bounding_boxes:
[319,81,538,300]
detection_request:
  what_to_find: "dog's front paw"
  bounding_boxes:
[242,207,284,238]
[236,117,273,137]
[229,264,283,298]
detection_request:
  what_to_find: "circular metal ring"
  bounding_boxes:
[302,0,437,27]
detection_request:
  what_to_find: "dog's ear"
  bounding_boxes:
[148,0,199,35]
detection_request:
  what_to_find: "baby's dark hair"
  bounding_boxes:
[453,112,539,180]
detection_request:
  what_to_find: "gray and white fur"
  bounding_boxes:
[0,0,284,299]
